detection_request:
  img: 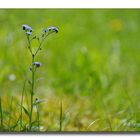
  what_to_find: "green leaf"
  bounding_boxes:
[10,119,20,130]
[22,106,30,118]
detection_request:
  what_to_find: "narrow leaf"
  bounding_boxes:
[22,106,30,118]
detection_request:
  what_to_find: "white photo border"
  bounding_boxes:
[0,0,140,140]
[0,0,140,8]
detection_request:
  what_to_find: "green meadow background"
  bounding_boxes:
[0,9,140,131]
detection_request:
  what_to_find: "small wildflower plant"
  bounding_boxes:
[21,24,58,131]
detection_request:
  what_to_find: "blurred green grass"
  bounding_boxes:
[1,9,140,131]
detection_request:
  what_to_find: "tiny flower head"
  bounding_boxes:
[43,26,58,34]
[22,24,33,32]
[33,62,41,68]
[48,26,58,33]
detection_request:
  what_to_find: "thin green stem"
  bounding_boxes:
[26,34,35,131]
[0,97,3,131]
[34,41,43,56]
[27,35,33,56]
[34,33,51,57]
[36,105,40,131]
[20,80,26,131]
[29,54,35,131]
[8,96,13,131]
[59,100,62,131]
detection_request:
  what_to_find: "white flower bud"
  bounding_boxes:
[33,62,41,68]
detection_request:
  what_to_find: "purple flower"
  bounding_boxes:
[22,24,32,32]
[44,26,58,33]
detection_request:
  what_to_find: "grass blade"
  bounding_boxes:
[87,119,100,130]
[59,100,62,131]
[20,80,27,131]
[22,106,30,118]
[0,97,3,131]
[8,96,13,131]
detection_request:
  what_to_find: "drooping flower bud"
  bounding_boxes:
[22,24,33,32]
[43,26,58,34]
[33,62,41,68]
